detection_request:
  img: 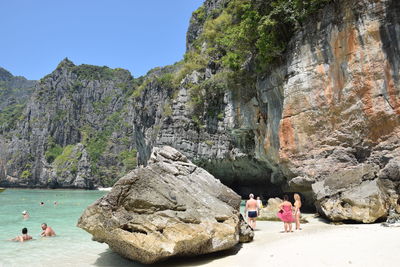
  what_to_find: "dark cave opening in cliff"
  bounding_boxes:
[227,179,316,212]
[196,158,316,212]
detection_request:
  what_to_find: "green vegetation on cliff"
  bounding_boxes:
[54,144,80,176]
[119,149,137,172]
[45,137,63,163]
[72,65,131,81]
[191,0,332,72]
[133,0,332,129]
[0,70,35,134]
[0,103,25,133]
[171,0,331,125]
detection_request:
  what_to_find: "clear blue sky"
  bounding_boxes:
[0,0,204,80]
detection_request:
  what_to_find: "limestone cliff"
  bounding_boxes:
[0,67,36,133]
[130,0,400,222]
[0,59,136,188]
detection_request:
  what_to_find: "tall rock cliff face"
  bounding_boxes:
[0,59,136,188]
[130,0,400,221]
[257,0,400,221]
[0,67,36,133]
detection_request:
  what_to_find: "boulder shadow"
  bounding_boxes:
[94,244,243,267]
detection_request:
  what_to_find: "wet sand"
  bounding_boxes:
[90,214,400,267]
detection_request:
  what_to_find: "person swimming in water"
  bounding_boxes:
[22,210,29,220]
[11,228,32,242]
[245,193,258,229]
[40,223,56,237]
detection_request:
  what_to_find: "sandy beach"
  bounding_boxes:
[2,191,399,267]
[91,214,400,267]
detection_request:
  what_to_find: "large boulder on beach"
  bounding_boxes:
[258,198,308,223]
[312,165,388,223]
[77,146,252,264]
[258,198,283,221]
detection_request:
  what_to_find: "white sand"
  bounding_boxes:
[90,214,400,267]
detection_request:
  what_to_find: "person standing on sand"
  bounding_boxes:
[293,193,302,230]
[256,196,263,213]
[11,228,32,242]
[277,195,294,233]
[41,223,56,237]
[245,193,258,229]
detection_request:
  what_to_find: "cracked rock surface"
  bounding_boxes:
[77,146,252,264]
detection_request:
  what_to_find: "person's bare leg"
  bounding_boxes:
[284,222,288,232]
[296,213,301,230]
[289,222,293,232]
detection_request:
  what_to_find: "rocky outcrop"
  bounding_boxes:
[133,0,400,222]
[382,205,400,226]
[268,0,400,222]
[0,67,36,133]
[78,146,252,264]
[258,198,283,221]
[0,59,136,188]
[238,214,254,242]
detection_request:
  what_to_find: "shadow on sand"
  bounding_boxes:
[94,244,242,267]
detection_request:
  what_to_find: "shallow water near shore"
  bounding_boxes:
[0,189,247,267]
[0,189,109,267]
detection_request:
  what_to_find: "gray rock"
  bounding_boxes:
[315,179,388,223]
[258,198,283,221]
[238,214,254,242]
[78,146,252,264]
[379,158,400,181]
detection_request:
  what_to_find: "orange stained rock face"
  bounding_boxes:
[316,63,333,106]
[367,113,400,142]
[263,131,271,152]
[314,26,357,107]
[352,48,375,117]
[384,61,400,114]
[327,26,357,104]
[279,115,296,160]
[276,8,400,160]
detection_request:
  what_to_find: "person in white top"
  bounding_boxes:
[256,196,263,213]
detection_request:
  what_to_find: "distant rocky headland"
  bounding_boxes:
[1,0,400,223]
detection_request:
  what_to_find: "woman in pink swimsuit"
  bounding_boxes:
[277,195,294,232]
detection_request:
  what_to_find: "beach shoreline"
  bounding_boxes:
[75,213,400,267]
[2,190,399,267]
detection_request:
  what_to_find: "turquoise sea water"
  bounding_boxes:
[0,189,109,267]
[0,189,248,267]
